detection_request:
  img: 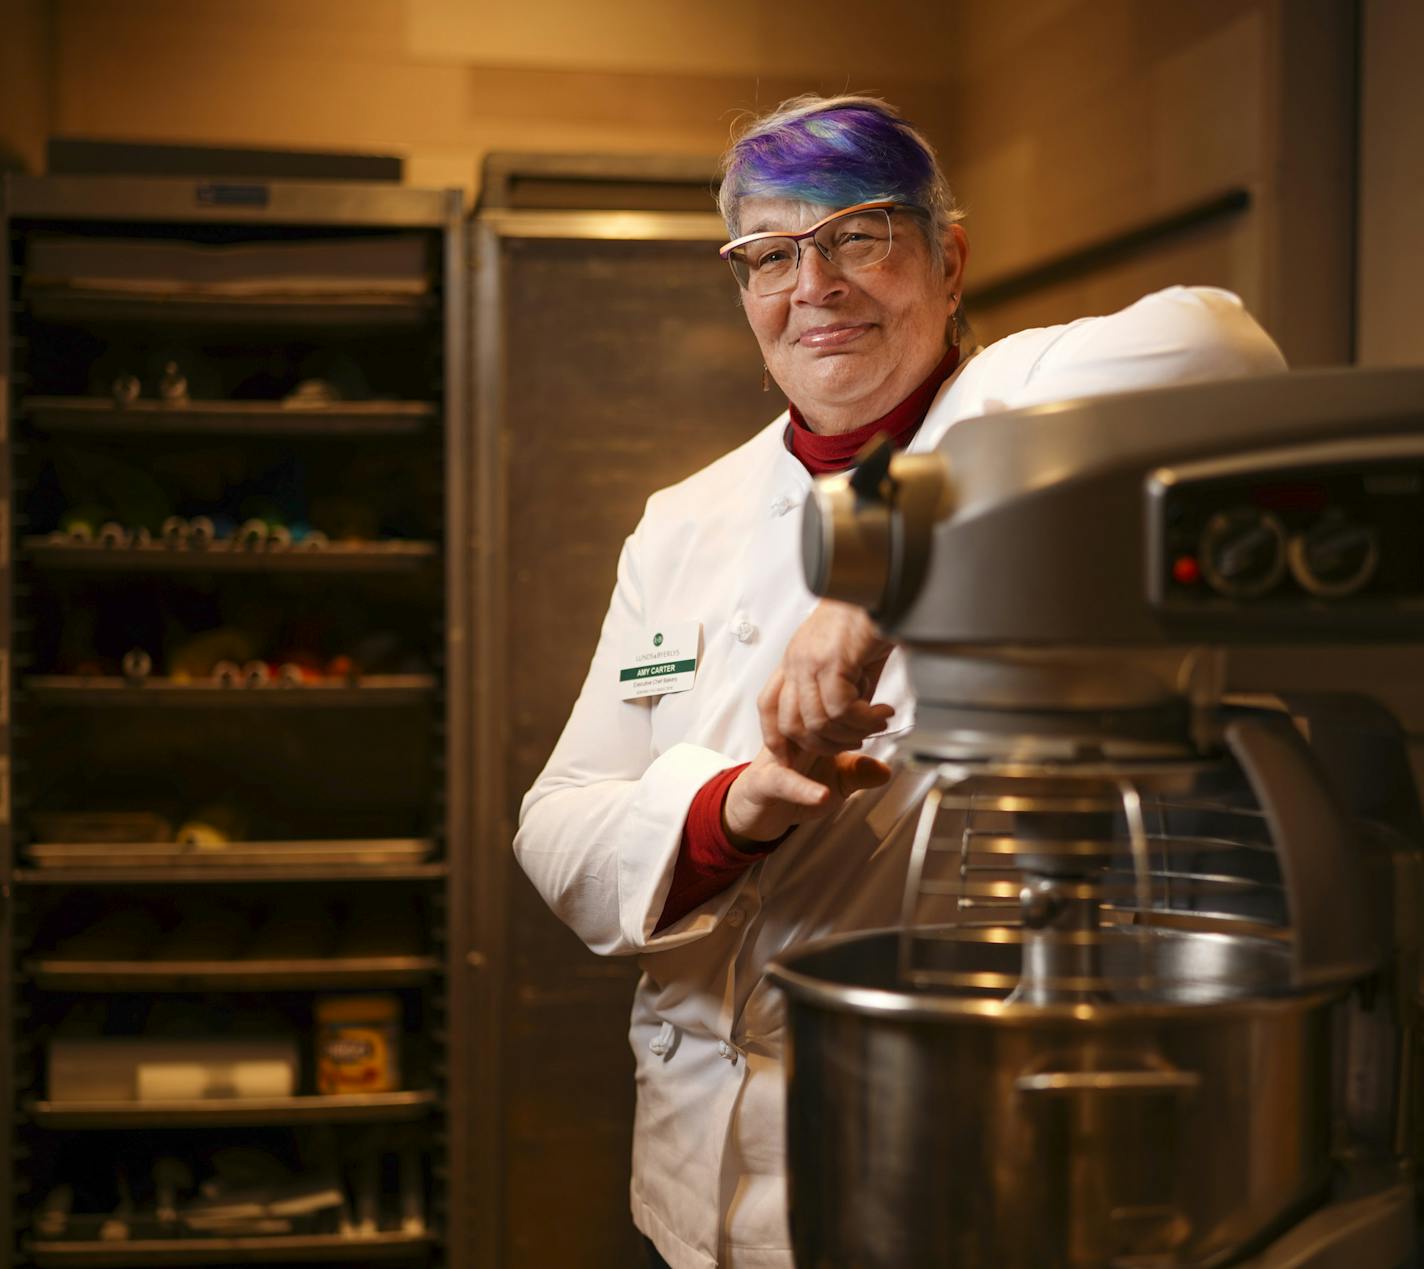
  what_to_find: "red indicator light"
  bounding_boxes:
[1172,555,1201,585]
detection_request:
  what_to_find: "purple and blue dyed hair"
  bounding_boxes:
[716,94,963,268]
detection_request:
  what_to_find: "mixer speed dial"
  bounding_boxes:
[1288,510,1379,597]
[1199,508,1287,598]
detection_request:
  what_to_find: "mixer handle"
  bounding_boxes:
[1015,1069,1200,1095]
[1224,713,1381,989]
[802,438,956,624]
[847,434,894,500]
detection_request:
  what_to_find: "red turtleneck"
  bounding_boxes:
[787,343,960,474]
[654,345,961,933]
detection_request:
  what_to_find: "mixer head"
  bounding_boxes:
[803,368,1424,1005]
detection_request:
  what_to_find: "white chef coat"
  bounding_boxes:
[515,286,1287,1269]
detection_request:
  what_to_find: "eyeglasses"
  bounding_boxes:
[719,200,928,296]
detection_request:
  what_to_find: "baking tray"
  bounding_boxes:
[25,839,434,869]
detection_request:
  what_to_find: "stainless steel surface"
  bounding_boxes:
[777,372,1424,1267]
[471,207,782,1268]
[802,445,952,622]
[1237,1180,1414,1268]
[770,928,1337,1269]
[802,368,1424,646]
[5,173,451,226]
[475,208,727,241]
[801,469,893,612]
[894,762,1299,997]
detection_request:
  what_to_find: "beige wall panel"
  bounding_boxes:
[0,0,52,174]
[944,0,1353,366]
[47,0,958,204]
[968,213,1257,348]
[58,0,410,59]
[54,15,471,148]
[947,0,1265,283]
[408,0,960,80]
[1358,0,1424,365]
[1251,0,1355,366]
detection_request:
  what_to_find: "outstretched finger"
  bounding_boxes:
[794,702,894,754]
[838,700,896,734]
[811,719,887,750]
[758,669,789,759]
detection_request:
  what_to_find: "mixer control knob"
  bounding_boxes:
[1288,510,1378,597]
[1199,507,1287,598]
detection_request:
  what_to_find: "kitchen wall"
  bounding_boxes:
[3,0,1367,367]
[1357,0,1424,365]
[0,0,50,174]
[940,0,1356,365]
[5,0,961,198]
[1233,0,1424,788]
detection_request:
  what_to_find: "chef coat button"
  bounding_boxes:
[732,618,757,643]
[725,906,745,927]
[649,1021,677,1057]
[769,494,793,518]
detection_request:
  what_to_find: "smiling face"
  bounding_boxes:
[737,196,968,434]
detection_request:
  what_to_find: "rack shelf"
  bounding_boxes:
[15,862,447,885]
[20,837,438,878]
[29,1090,438,1129]
[7,175,466,1269]
[27,955,440,992]
[21,396,436,437]
[30,1230,433,1266]
[26,289,436,331]
[26,676,436,707]
[25,538,438,573]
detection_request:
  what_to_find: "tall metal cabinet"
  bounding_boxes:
[469,201,783,1268]
[1,176,470,1268]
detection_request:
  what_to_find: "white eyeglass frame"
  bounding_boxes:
[718,199,928,292]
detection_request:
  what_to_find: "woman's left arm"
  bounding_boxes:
[1005,285,1287,408]
[772,287,1287,749]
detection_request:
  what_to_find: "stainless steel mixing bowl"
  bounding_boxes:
[769,926,1340,1269]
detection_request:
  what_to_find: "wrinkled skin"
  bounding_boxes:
[723,599,894,844]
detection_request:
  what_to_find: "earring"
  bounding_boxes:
[762,364,771,392]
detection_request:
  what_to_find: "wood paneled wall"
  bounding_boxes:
[0,0,51,174]
[17,0,960,202]
[1358,0,1424,365]
[8,0,1362,367]
[942,0,1356,367]
[475,225,786,1269]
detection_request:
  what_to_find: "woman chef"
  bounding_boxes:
[514,94,1286,1269]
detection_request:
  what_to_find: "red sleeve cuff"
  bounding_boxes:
[654,763,784,932]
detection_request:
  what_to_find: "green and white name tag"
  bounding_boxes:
[619,622,699,700]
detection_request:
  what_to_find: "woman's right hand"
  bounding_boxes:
[722,744,891,847]
[757,599,896,760]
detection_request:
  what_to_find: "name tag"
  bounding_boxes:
[619,622,700,700]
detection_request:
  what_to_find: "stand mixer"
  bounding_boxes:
[768,368,1424,1268]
